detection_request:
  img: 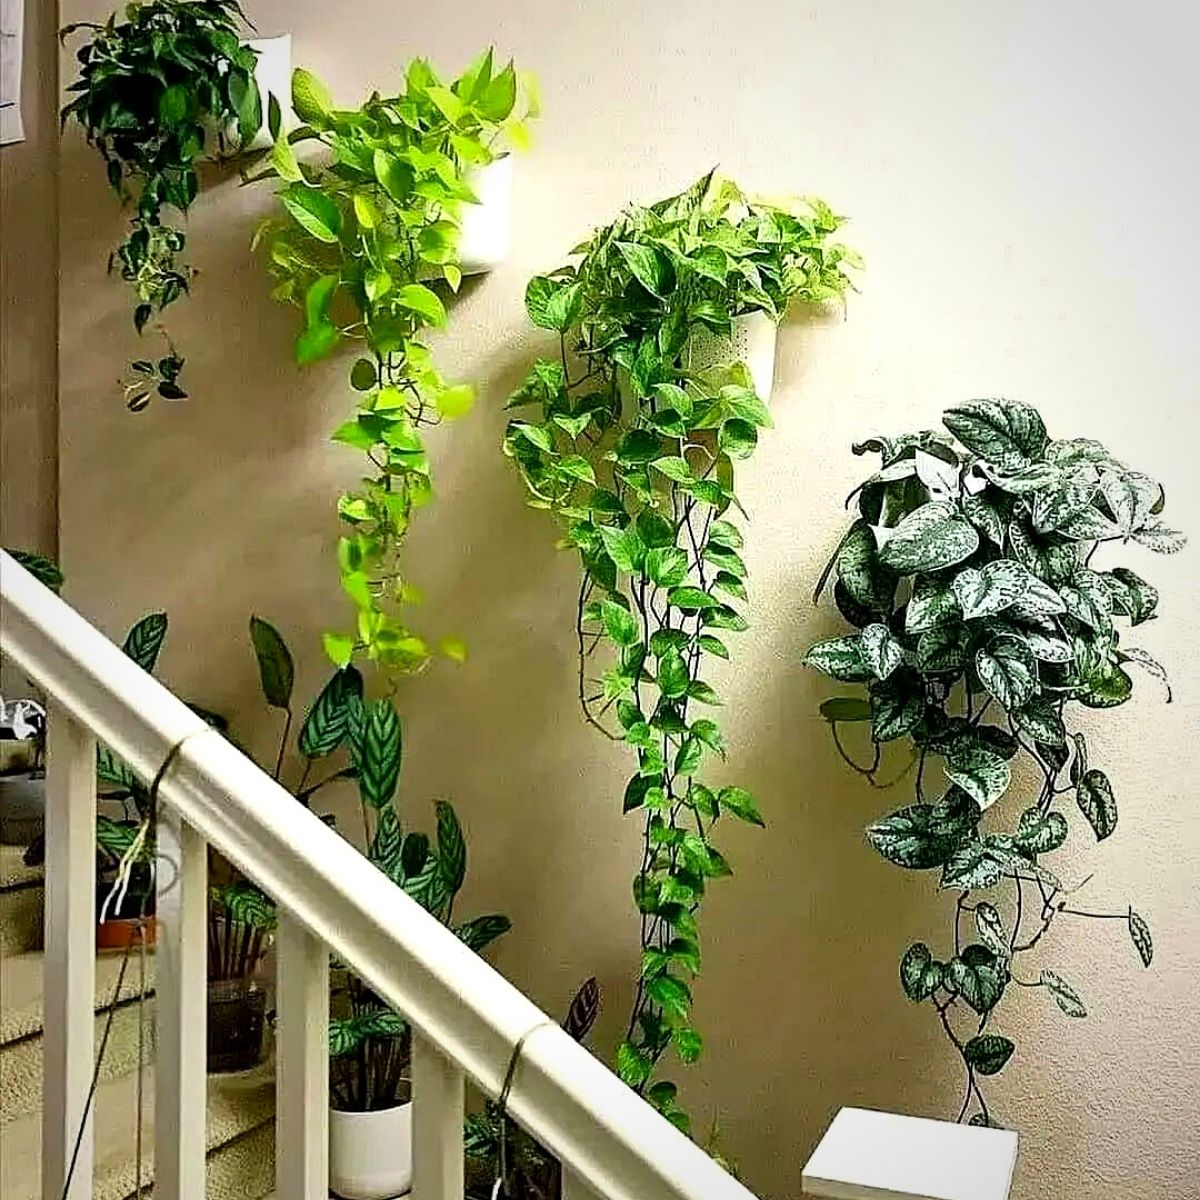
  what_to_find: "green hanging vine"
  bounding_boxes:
[504,171,858,1128]
[805,400,1185,1125]
[256,50,537,681]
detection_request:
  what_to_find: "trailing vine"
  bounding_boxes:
[805,400,1185,1125]
[504,172,858,1128]
[256,51,536,682]
[62,0,265,405]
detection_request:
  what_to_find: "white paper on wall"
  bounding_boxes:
[0,0,24,145]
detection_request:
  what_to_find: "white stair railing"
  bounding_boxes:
[1,550,761,1200]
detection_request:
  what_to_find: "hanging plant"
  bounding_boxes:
[804,399,1185,1125]
[503,171,858,1128]
[62,0,268,408]
[255,49,537,681]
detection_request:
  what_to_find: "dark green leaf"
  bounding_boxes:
[435,800,466,897]
[356,699,402,809]
[1128,909,1153,967]
[299,666,364,758]
[1041,969,1087,1018]
[1075,769,1117,841]
[249,616,294,710]
[963,1034,1014,1076]
[122,612,168,673]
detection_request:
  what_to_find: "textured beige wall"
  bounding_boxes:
[1,0,58,556]
[57,2,1200,1197]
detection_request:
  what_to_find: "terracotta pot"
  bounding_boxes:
[329,1102,413,1199]
[96,914,156,951]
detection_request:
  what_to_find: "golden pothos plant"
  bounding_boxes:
[254,49,537,682]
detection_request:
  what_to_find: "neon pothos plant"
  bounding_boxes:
[255,51,537,680]
[503,172,858,1128]
[61,0,266,407]
[805,399,1184,1125]
[243,616,510,1110]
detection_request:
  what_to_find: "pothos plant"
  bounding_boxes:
[254,50,537,680]
[804,399,1184,1125]
[242,616,511,1111]
[503,171,858,1129]
[61,0,266,407]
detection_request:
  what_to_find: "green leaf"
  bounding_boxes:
[657,650,689,700]
[650,456,695,484]
[837,521,895,614]
[708,520,744,549]
[249,616,294,710]
[945,744,1011,811]
[476,61,517,120]
[616,241,672,297]
[297,321,339,366]
[860,623,904,680]
[963,1034,1014,1076]
[900,942,939,1001]
[948,945,1006,1014]
[690,718,725,757]
[975,638,1038,711]
[435,800,467,897]
[718,786,764,827]
[870,674,924,743]
[323,632,354,668]
[905,575,958,634]
[646,547,688,588]
[674,737,703,776]
[1014,807,1068,855]
[299,666,364,758]
[1041,969,1087,1018]
[356,699,402,809]
[122,612,168,673]
[601,600,639,647]
[646,973,691,1019]
[454,914,511,954]
[350,358,377,391]
[667,586,719,612]
[819,697,873,723]
[1075,769,1117,841]
[719,418,758,459]
[1128,909,1153,967]
[877,502,980,573]
[698,634,729,659]
[867,793,979,870]
[616,1041,652,1087]
[279,186,342,244]
[804,636,872,683]
[673,1025,703,1064]
[396,283,447,327]
[943,399,1047,472]
[271,134,304,183]
[524,276,578,331]
[1013,698,1066,747]
[8,550,64,592]
[291,67,333,125]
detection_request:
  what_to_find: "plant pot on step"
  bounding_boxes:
[686,309,778,400]
[207,976,268,1073]
[96,869,156,951]
[458,155,514,276]
[330,1101,414,1200]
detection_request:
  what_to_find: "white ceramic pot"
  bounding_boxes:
[241,35,293,152]
[329,1103,413,1200]
[685,310,778,400]
[458,155,514,276]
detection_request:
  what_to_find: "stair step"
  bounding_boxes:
[1,949,158,1124]
[0,1060,276,1200]
[0,844,43,957]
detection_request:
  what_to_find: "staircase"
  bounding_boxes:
[0,844,276,1200]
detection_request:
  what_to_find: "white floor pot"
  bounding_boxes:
[329,1103,413,1200]
[458,155,514,276]
[686,310,779,400]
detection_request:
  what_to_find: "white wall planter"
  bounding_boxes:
[240,34,293,152]
[686,309,778,401]
[329,1102,413,1200]
[458,155,514,276]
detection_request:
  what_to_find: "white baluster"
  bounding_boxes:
[411,1033,464,1199]
[155,808,207,1200]
[276,914,329,1200]
[41,708,96,1200]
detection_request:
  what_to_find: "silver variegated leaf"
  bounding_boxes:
[804,636,873,682]
[976,638,1038,710]
[1041,968,1087,1018]
[1132,522,1186,554]
[905,575,959,633]
[860,623,904,680]
[1031,474,1099,535]
[952,561,1027,620]
[962,495,1006,545]
[943,399,1047,473]
[945,744,1011,810]
[1120,647,1171,701]
[1075,768,1117,841]
[877,502,980,574]
[917,623,969,674]
[974,901,1009,959]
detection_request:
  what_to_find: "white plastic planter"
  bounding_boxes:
[329,1103,413,1200]
[458,155,514,276]
[242,35,293,152]
[686,310,778,401]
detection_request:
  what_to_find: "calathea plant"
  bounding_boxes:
[62,0,267,407]
[243,616,511,1109]
[503,171,858,1128]
[254,50,537,679]
[804,399,1184,1125]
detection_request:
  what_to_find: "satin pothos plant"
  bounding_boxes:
[805,399,1184,1125]
[504,172,858,1129]
[255,51,537,682]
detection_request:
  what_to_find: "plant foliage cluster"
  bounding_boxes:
[805,399,1184,1123]
[61,0,265,405]
[255,52,536,679]
[504,171,858,1127]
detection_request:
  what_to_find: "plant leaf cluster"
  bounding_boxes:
[61,1,264,404]
[805,399,1183,1124]
[503,171,858,1128]
[254,51,537,679]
